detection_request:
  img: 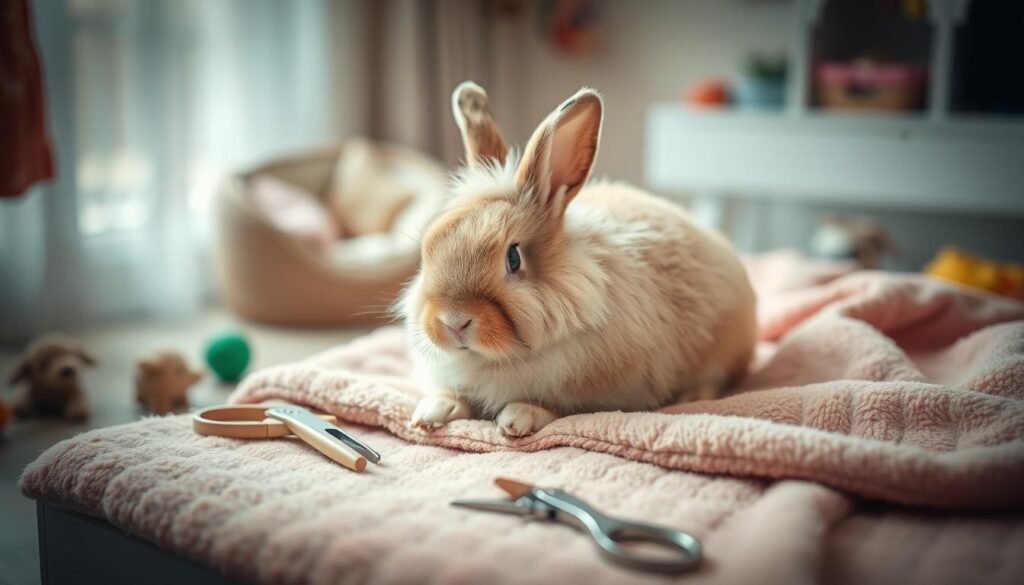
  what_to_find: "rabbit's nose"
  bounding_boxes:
[440,315,473,344]
[58,365,77,379]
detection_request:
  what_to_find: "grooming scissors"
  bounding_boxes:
[192,404,380,472]
[451,478,702,574]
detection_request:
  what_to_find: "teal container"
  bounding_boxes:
[734,77,786,110]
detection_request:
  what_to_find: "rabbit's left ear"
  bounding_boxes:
[516,88,603,218]
[452,81,508,167]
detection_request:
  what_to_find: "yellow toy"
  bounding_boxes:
[925,247,1024,299]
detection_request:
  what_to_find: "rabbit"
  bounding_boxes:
[398,81,756,437]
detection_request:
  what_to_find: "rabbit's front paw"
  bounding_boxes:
[410,395,471,430]
[496,402,557,437]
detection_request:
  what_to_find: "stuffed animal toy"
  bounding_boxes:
[8,335,96,420]
[135,350,203,414]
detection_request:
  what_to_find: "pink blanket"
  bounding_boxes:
[20,252,1024,585]
[229,253,1024,511]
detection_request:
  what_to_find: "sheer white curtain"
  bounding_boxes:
[0,0,497,341]
[367,0,496,167]
[0,0,339,340]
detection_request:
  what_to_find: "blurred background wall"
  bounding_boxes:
[492,0,794,182]
[2,0,1022,340]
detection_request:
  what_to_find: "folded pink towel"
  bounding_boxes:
[230,255,1024,510]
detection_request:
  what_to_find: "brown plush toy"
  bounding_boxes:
[8,335,96,420]
[135,350,202,415]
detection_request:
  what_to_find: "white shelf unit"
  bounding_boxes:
[645,107,1024,217]
[645,0,1024,231]
[789,0,971,118]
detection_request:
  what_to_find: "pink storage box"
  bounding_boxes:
[816,60,928,111]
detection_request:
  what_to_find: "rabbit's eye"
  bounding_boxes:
[506,243,521,273]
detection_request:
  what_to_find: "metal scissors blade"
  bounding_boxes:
[450,477,542,515]
[450,498,531,516]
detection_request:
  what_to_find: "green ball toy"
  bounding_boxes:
[204,332,251,383]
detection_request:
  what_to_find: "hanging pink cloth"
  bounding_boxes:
[0,0,54,199]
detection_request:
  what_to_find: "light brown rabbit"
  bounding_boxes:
[400,82,756,437]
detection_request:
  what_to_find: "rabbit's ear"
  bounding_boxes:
[516,88,602,217]
[452,81,508,167]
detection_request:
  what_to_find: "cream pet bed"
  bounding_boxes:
[214,140,444,326]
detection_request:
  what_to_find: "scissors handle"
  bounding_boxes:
[533,489,702,574]
[590,518,702,573]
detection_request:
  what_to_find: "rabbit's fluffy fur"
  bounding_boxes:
[399,82,755,437]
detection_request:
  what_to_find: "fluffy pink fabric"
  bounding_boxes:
[225,254,1024,510]
[20,251,1024,585]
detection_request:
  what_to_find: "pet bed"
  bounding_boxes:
[214,140,445,326]
[21,252,1024,584]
